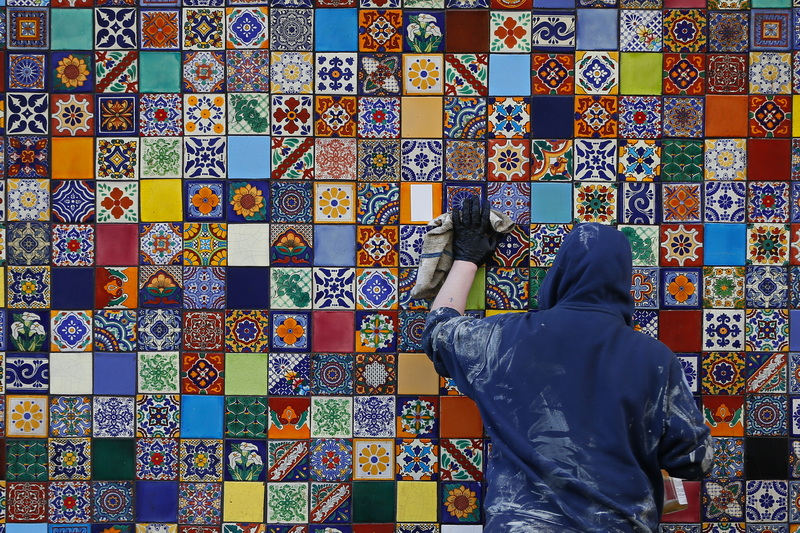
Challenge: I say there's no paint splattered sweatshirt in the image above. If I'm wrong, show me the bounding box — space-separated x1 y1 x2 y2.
423 223 713 533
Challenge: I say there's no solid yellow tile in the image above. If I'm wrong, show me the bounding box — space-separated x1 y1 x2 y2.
396 481 438 522
140 179 183 222
401 97 443 138
485 310 526 316
398 353 439 395
793 96 800 137
52 137 94 180
0 267 5 307
222 481 265 522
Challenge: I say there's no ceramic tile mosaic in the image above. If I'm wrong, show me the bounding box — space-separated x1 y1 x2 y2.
3 0 800 530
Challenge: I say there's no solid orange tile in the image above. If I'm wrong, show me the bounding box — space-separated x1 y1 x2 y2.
52 137 94 179
704 95 748 137
439 396 483 438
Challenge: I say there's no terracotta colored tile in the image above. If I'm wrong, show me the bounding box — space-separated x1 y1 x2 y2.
704 95 749 137
748 139 792 181
440 396 483 438
445 11 490 53
658 310 702 352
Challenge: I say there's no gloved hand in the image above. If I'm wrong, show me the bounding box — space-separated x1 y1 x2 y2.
452 195 501 266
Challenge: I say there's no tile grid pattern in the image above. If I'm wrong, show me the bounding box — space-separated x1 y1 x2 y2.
0 0 799 530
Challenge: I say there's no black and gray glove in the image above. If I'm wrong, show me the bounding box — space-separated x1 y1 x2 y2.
452 195 501 266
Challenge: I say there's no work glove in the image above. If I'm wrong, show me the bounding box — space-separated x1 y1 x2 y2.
452 195 502 266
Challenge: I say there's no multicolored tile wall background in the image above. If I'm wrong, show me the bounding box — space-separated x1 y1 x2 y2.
4 0 800 528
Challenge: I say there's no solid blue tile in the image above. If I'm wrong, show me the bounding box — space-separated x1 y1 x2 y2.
535 0 576 7
314 225 356 266
181 396 224 438
530 182 573 223
790 310 800 351
135 481 179 522
531 96 575 138
704 223 747 266
51 267 95 309
94 353 137 395
315 9 358 51
577 9 619 50
8 526 47 533
228 136 271 180
226 267 270 309
488 54 531 96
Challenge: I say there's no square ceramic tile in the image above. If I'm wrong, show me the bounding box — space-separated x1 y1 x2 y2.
620 10 663 52
314 182 356 223
353 439 394 479
532 53 575 95
574 52 618 95
315 52 357 94
271 51 314 94
311 396 353 438
749 52 792 94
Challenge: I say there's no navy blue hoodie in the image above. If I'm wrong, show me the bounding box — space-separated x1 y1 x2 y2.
423 223 712 533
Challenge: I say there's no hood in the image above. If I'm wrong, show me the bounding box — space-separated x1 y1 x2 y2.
537 223 634 326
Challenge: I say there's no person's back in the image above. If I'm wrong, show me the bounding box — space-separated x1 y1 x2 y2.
423 221 713 532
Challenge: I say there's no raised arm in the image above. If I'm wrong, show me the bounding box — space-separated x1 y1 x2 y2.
430 195 500 315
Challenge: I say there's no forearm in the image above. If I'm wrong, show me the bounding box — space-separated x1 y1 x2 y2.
430 260 478 315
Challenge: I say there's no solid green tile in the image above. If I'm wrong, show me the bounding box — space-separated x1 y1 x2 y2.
465 266 486 310
139 52 182 93
751 0 790 6
619 53 663 95
93 439 136 480
51 9 94 50
224 353 268 395
353 481 396 523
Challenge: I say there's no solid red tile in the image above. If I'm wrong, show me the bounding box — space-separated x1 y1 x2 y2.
747 139 791 181
95 223 139 265
445 11 489 53
658 310 702 352
312 311 356 352
353 525 394 533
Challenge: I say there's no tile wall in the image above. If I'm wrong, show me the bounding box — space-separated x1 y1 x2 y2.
0 0 798 530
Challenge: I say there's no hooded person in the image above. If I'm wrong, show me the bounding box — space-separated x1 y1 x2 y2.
422 196 713 533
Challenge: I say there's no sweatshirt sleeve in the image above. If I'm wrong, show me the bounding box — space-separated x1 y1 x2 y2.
422 306 493 398
658 357 714 480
